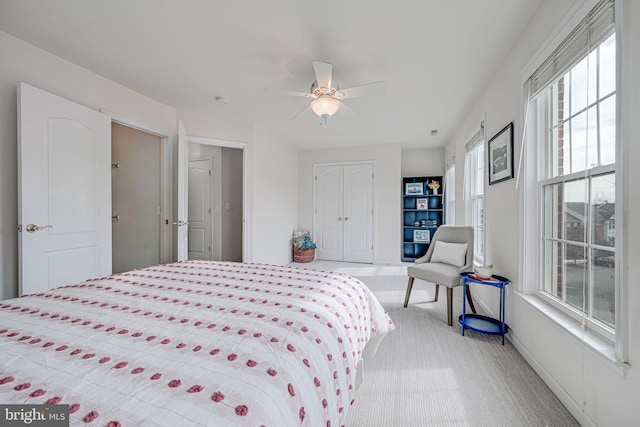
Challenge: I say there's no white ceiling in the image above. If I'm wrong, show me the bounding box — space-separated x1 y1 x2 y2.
0 0 541 150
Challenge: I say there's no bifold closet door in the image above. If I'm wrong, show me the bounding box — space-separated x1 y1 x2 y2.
343 164 373 263
315 164 373 263
315 165 344 261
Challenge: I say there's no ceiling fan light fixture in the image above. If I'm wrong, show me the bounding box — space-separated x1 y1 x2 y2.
310 96 340 119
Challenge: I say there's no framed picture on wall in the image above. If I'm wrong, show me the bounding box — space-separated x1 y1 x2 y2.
405 182 423 195
488 122 514 185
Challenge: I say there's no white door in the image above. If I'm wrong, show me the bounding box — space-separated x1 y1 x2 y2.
343 164 374 263
315 165 344 261
176 120 189 260
188 159 212 260
314 163 373 263
18 83 112 294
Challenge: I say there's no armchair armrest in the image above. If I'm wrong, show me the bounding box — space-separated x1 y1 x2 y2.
414 253 430 264
458 260 473 273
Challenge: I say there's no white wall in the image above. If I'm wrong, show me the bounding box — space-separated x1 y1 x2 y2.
446 1 640 426
251 125 299 265
0 31 177 300
298 144 402 264
178 109 252 146
401 147 445 177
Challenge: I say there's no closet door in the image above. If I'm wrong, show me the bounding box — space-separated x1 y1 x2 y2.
314 163 373 263
343 164 373 263
315 165 344 261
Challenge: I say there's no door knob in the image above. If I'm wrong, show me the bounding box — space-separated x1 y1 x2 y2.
25 224 53 233
337 217 343 221
344 217 350 221
172 220 189 226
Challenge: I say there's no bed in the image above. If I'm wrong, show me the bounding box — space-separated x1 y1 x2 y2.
0 261 393 426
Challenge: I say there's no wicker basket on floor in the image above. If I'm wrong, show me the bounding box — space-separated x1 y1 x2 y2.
293 246 315 263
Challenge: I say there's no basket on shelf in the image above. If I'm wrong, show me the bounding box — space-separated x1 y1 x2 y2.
293 245 315 263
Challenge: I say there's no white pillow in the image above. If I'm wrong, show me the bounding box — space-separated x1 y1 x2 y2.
430 241 468 267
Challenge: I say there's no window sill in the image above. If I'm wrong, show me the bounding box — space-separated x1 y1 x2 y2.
514 292 630 378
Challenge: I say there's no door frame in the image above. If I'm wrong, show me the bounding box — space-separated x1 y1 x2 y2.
188 136 250 262
313 161 375 263
101 109 171 264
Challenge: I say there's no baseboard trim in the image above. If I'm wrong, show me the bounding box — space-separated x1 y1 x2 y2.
508 332 598 427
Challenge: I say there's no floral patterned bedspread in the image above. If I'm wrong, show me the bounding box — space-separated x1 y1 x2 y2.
0 261 394 426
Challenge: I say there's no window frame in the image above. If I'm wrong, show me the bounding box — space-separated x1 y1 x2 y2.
444 157 456 225
523 9 619 345
537 166 616 342
465 142 485 265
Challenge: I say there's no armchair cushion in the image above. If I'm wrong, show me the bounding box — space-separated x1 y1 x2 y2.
407 262 462 288
430 241 468 267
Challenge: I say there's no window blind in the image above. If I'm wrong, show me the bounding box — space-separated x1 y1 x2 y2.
445 154 455 170
464 123 484 152
524 0 614 98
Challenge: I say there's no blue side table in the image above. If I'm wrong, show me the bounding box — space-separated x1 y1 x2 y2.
459 272 510 345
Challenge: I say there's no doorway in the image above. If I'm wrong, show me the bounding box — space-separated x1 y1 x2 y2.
111 122 164 273
17 84 171 294
187 142 243 262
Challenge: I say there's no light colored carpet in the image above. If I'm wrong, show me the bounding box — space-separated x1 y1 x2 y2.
290 261 579 427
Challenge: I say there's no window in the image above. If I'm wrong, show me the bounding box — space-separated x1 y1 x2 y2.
464 128 485 264
444 155 456 224
525 0 616 340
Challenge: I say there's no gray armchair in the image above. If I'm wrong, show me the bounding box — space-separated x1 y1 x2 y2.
403 225 477 325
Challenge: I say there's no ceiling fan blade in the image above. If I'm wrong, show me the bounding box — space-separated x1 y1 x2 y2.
336 81 385 99
280 90 315 98
312 61 333 90
291 105 310 120
337 100 359 116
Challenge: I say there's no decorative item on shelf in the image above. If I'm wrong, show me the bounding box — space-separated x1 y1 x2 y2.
421 219 426 227
427 180 440 195
413 229 431 243
405 182 423 195
473 264 494 279
413 221 420 227
292 230 316 263
416 198 428 210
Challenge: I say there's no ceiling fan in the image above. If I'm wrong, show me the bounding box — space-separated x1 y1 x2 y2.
285 61 385 123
